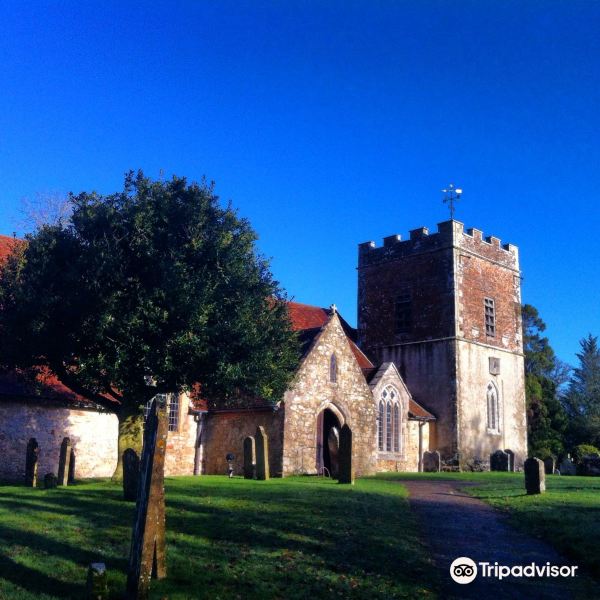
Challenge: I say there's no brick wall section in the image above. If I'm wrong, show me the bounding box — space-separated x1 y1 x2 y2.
282 313 377 477
201 408 284 476
0 399 118 481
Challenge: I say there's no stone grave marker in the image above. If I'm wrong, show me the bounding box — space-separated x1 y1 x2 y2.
422 450 441 473
68 448 76 484
44 473 58 489
338 424 354 484
57 437 72 486
123 449 141 502
255 426 270 480
543 457 555 475
126 397 168 599
524 457 545 494
243 436 255 479
25 438 39 487
504 449 515 472
490 449 510 472
558 457 576 476
327 426 340 479
86 562 108 599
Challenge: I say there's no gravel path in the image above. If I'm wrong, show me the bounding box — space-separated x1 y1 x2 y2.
402 480 595 600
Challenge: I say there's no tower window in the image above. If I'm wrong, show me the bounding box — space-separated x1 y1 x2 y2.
487 382 500 433
329 354 337 383
395 292 412 333
484 297 496 337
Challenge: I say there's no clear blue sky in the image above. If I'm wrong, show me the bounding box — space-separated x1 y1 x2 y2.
1 2 599 365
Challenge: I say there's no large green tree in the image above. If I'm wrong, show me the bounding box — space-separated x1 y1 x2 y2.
564 334 600 448
0 172 299 479
521 304 568 458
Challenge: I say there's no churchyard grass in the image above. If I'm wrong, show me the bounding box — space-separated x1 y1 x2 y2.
0 476 438 599
375 472 600 579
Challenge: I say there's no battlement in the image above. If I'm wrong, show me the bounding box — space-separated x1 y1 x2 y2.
358 220 519 268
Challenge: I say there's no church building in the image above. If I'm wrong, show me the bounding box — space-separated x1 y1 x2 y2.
0 218 527 481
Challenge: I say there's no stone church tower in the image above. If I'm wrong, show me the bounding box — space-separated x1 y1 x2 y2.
357 219 527 468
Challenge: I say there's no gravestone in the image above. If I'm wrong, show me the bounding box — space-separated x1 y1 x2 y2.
524 457 545 494
123 449 141 502
255 426 270 480
57 437 72 486
243 436 255 479
25 438 40 487
422 450 441 473
558 457 576 476
327 426 340 479
338 424 353 484
86 562 108 599
504 449 515 472
490 450 510 472
126 397 168 599
580 455 600 476
68 448 76 484
44 473 58 489
543 457 555 475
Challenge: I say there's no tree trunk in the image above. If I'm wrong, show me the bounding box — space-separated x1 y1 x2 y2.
111 402 145 482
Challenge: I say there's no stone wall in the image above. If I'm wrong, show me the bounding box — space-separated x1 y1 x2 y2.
376 420 430 472
282 314 377 477
164 393 198 476
0 398 118 481
201 408 284 477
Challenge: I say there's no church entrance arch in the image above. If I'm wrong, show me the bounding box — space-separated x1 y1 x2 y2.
316 404 344 477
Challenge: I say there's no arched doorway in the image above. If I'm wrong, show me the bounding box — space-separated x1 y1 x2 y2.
316 407 342 477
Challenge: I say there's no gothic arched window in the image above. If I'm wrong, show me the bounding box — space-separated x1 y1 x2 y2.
329 354 337 383
393 403 400 452
386 402 392 451
379 385 402 454
378 401 384 451
487 382 500 432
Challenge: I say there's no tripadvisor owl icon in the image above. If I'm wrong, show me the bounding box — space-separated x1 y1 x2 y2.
450 557 478 584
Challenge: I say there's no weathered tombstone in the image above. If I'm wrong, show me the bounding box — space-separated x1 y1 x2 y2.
255 426 270 480
504 449 515 472
126 397 168 599
86 562 108 599
44 473 58 489
524 457 545 495
543 457 555 475
243 436 255 479
327 426 340 478
25 438 40 487
580 455 600 476
123 449 140 502
338 424 354 484
490 449 510 472
422 450 441 473
558 457 576 476
57 437 72 486
68 448 76 484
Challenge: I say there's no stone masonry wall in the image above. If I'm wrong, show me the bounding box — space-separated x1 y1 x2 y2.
376 420 430 472
282 314 377 477
164 393 198 476
201 408 284 477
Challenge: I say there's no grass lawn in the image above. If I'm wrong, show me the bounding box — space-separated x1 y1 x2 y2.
375 471 600 579
0 476 438 600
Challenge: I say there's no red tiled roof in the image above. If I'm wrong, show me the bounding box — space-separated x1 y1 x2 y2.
408 398 436 420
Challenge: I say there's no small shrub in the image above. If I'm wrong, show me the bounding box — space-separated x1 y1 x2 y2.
463 457 488 472
572 444 600 464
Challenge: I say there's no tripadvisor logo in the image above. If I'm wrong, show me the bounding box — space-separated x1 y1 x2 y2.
450 557 579 584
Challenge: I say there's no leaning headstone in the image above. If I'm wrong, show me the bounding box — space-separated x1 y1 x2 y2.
85 562 108 599
255 426 270 480
338 424 354 484
543 457 555 475
57 437 72 486
504 449 515 472
68 448 76 484
422 450 441 473
243 436 255 479
327 426 340 479
580 455 600 476
25 438 40 487
44 473 58 489
490 450 510 472
524 457 545 494
123 449 140 502
126 397 168 599
558 457 576 476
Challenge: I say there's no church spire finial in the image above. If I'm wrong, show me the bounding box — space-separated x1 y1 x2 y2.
442 184 463 220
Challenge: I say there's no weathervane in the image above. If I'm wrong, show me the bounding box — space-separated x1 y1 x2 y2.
442 184 463 220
